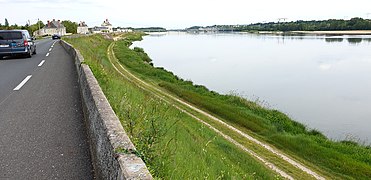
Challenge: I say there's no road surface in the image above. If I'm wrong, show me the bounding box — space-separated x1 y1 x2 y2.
0 38 94 179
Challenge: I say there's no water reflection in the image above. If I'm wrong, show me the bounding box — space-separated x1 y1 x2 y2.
164 32 371 45
324 37 371 44
325 38 344 43
347 38 363 44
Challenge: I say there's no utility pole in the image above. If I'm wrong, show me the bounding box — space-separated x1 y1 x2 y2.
38 18 40 36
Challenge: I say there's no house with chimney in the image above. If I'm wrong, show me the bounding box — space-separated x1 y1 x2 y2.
77 21 89 34
34 19 66 36
91 19 113 34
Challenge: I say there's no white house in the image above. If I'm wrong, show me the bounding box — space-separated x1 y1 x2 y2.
77 21 89 34
34 19 66 36
91 19 113 34
101 19 113 32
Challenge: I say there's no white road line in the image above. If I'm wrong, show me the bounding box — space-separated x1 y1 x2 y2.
13 75 32 91
49 48 52 51
46 53 49 57
38 60 45 67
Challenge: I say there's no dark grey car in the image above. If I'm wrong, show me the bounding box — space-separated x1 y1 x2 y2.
0 30 36 59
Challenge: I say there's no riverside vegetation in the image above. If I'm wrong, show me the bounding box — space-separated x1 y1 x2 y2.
187 17 371 32
65 33 371 179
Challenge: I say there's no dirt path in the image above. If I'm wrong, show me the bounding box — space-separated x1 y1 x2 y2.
107 42 326 180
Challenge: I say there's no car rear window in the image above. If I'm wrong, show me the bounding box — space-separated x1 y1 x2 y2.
0 32 23 40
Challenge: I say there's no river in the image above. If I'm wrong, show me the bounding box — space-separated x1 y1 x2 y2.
132 32 371 144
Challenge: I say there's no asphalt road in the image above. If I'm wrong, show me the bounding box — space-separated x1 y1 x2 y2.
0 38 94 179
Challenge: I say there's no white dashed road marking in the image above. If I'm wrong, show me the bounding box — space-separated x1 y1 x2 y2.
46 53 49 57
13 75 32 91
38 60 45 67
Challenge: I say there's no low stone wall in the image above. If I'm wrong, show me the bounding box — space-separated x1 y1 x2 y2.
60 40 152 180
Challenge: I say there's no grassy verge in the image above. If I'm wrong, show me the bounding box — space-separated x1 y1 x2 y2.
64 34 279 179
111 33 371 179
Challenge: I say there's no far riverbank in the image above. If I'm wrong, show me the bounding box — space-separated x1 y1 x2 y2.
254 30 371 35
292 30 371 35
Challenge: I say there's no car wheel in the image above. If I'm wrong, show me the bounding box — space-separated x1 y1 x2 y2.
26 49 32 58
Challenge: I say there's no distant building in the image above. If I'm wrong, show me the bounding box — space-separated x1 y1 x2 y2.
90 26 108 34
77 21 89 34
91 19 113 34
34 19 66 36
114 28 133 33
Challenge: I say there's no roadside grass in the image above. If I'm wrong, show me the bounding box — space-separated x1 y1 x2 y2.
111 33 371 179
64 34 279 179
100 71 277 179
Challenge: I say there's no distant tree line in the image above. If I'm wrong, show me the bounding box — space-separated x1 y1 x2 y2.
186 17 371 32
0 18 45 35
135 27 167 32
236 17 371 31
0 18 78 35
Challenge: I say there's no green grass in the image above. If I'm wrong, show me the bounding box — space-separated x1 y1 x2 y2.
64 34 279 179
110 33 371 179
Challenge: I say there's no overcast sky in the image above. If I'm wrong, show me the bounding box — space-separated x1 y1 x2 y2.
1 0 371 29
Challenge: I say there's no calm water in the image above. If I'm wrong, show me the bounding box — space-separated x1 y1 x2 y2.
132 32 371 144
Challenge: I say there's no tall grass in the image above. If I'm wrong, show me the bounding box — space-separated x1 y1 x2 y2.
111 34 371 179
64 34 278 179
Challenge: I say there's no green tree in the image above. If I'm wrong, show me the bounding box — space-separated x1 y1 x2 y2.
5 18 9 27
27 20 45 36
61 20 78 34
232 17 371 32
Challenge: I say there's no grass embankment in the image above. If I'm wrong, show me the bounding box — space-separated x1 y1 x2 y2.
111 34 371 179
64 34 279 179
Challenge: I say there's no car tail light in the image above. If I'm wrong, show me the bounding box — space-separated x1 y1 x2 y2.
24 40 28 46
